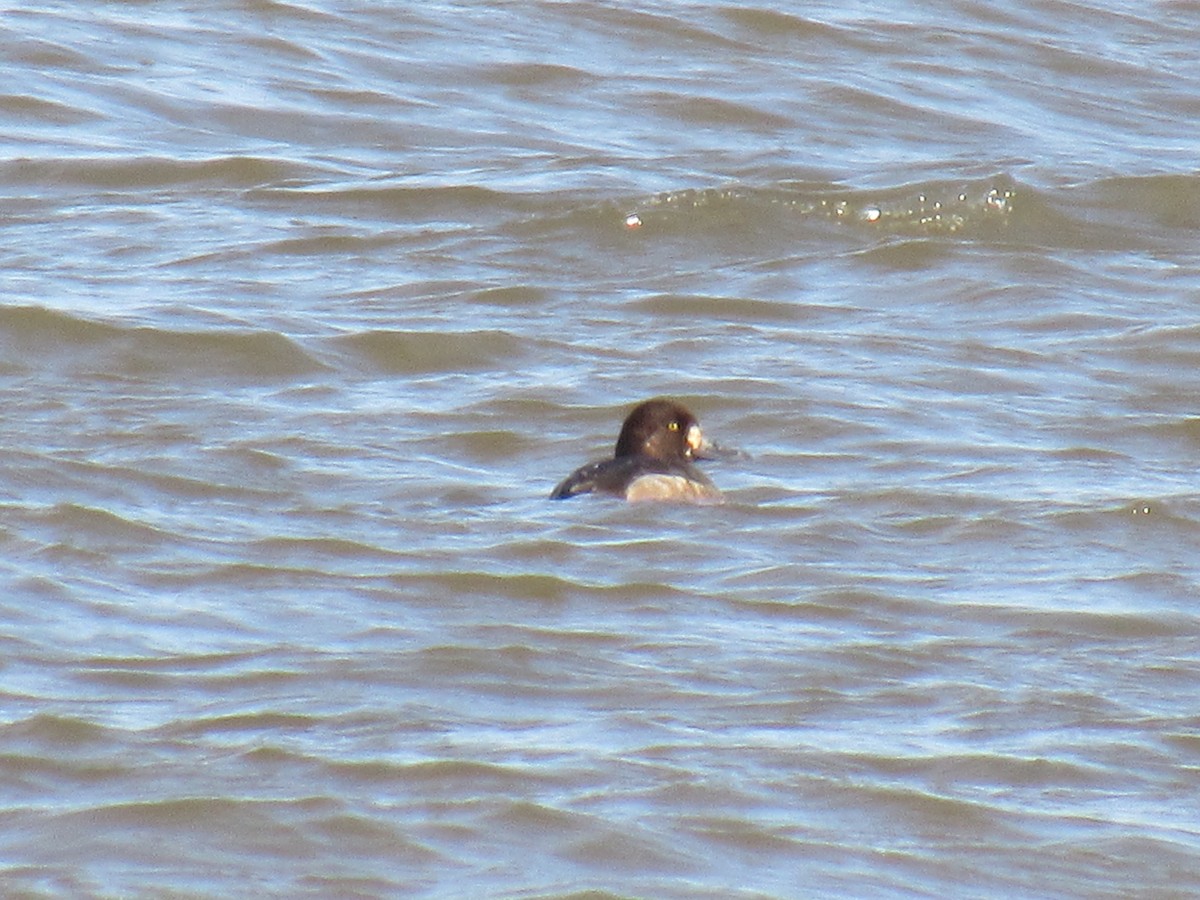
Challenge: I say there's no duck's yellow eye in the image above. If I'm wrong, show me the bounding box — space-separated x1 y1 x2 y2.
667 421 679 431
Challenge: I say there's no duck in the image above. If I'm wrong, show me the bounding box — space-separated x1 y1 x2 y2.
549 398 722 503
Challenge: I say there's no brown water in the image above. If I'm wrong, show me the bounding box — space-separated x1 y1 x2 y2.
3 2 1200 897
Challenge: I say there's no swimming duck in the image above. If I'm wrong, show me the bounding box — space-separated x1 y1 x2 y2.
550 398 722 503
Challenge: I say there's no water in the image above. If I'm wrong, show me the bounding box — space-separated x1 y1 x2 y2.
3 2 1200 897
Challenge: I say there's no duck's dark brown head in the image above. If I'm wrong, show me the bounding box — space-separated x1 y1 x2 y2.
613 399 710 461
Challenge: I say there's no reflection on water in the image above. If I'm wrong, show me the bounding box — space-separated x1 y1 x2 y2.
623 174 1017 236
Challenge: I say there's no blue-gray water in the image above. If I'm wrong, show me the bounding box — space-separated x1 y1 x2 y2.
3 2 1200 897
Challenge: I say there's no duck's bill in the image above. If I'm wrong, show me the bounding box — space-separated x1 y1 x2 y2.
686 424 747 461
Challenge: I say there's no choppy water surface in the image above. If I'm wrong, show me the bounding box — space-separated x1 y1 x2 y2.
3 2 1200 897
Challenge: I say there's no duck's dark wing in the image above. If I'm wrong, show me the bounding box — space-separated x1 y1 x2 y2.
549 456 657 500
